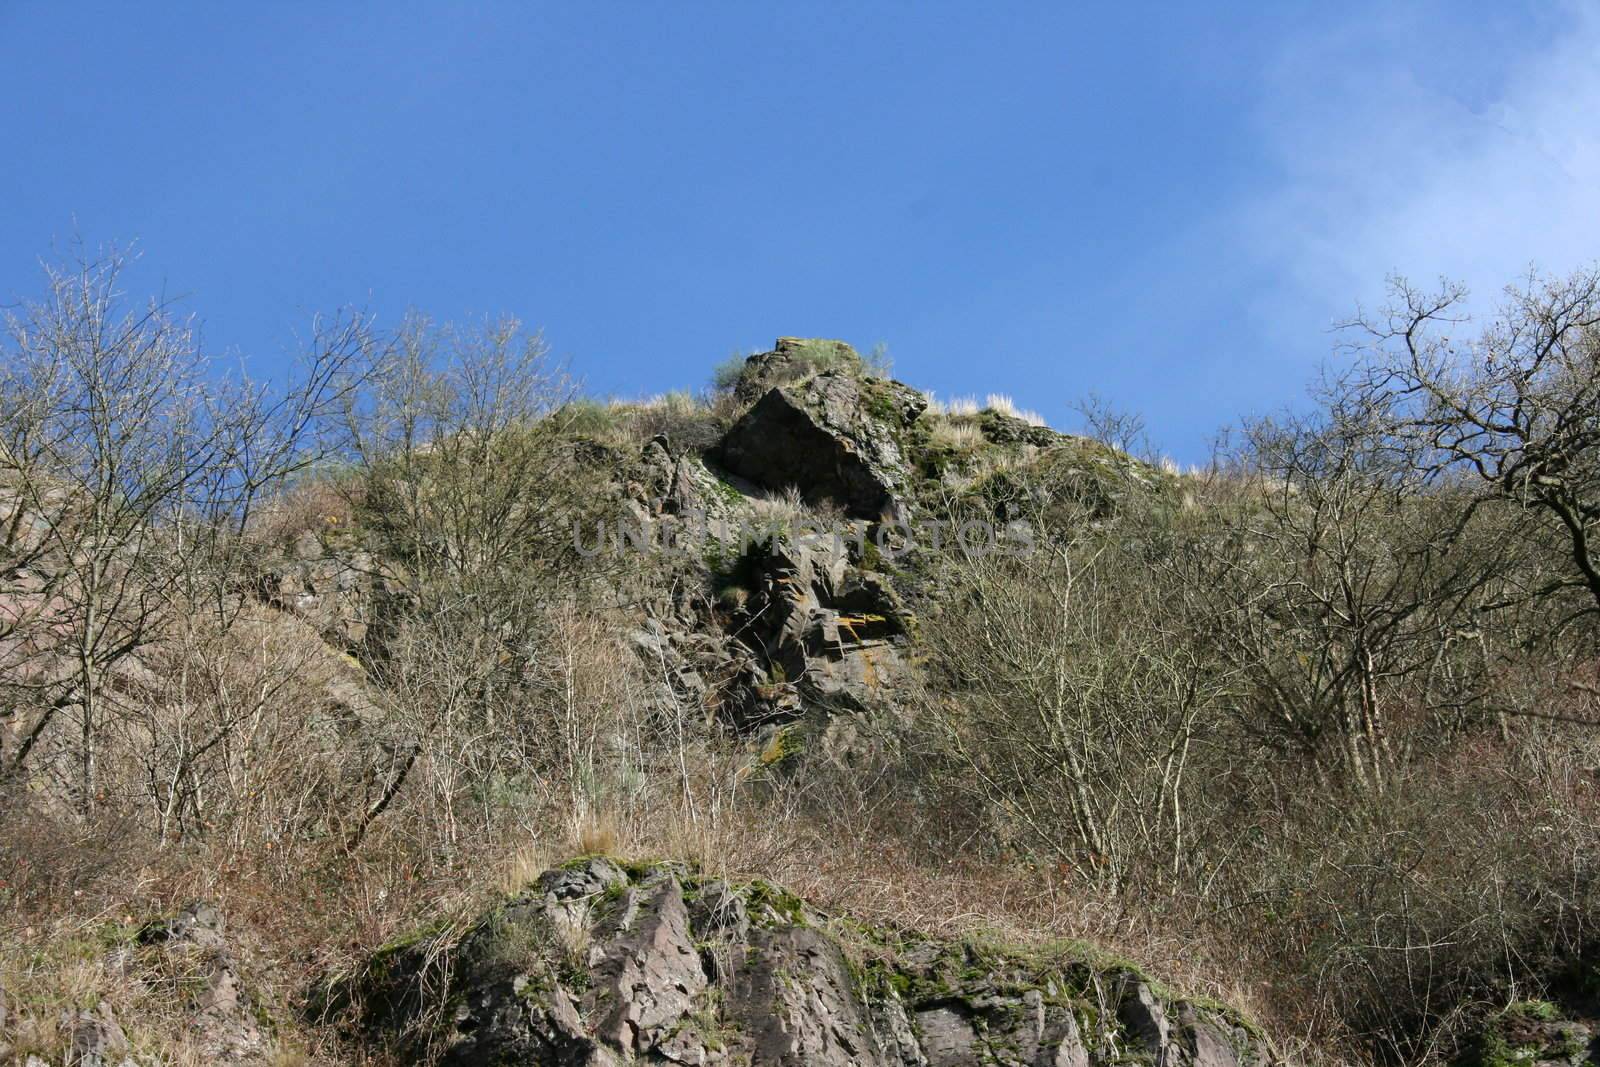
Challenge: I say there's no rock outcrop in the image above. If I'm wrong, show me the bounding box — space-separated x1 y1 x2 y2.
135 903 268 1063
1460 1001 1600 1067
322 857 1277 1067
718 370 927 521
0 902 270 1067
731 337 865 405
254 530 394 653
634 435 740 522
722 532 913 724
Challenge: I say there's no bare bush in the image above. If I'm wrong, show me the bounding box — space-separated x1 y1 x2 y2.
0 248 364 811
920 514 1235 890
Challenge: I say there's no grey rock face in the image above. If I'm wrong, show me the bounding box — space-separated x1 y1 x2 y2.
254 534 393 652
728 925 882 1066
718 371 926 520
732 338 864 405
1176 1002 1247 1067
1117 977 1171 1062
914 998 1088 1067
635 436 737 522
61 1003 128 1067
620 519 916 733
330 859 1279 1067
588 878 708 1051
725 533 914 723
538 855 629 902
138 902 268 1063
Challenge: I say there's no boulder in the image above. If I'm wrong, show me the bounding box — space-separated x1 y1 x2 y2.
586 877 708 1052
327 858 1280 1067
138 902 268 1063
60 1002 127 1067
718 371 926 521
727 925 883 1066
978 408 1066 448
1116 977 1170 1062
633 435 737 521
732 338 864 404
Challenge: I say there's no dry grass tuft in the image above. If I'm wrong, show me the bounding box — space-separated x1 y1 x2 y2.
496 842 553 896
747 484 810 527
574 810 625 858
927 419 986 452
984 393 1046 427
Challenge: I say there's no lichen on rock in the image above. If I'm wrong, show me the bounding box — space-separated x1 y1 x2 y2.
322 857 1280 1067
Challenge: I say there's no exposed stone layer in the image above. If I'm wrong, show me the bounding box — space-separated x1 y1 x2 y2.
326 858 1278 1067
718 371 927 521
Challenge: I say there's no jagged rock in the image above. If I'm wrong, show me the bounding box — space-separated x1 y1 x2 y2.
901 959 1089 1067
538 855 629 902
871 993 929 1067
139 902 268 1063
634 435 736 521
732 338 864 404
1174 1002 1249 1067
329 858 1278 1067
727 925 881 1065
917 1003 980 1064
687 879 751 944
1117 977 1170 1061
627 607 783 729
718 371 926 520
621 522 915 733
587 877 708 1052
254 534 393 651
721 533 913 725
1108 979 1263 1067
328 889 619 1067
61 1002 127 1067
978 409 1066 448
966 437 1174 527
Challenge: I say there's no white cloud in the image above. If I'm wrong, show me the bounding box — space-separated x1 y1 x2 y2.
1242 4 1600 334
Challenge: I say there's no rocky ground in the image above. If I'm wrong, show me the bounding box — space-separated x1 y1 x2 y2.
322 856 1277 1067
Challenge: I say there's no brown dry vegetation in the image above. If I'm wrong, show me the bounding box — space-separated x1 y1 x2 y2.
4 253 1600 1066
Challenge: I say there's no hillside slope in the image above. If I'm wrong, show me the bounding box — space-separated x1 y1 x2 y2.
5 334 1598 1067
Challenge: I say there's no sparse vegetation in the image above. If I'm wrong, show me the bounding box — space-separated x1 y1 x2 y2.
3 255 1599 1067
983 393 1046 426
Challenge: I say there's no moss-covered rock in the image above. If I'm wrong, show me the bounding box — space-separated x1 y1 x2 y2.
325 857 1280 1067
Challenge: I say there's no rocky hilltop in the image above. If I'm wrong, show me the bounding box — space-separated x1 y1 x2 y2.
255 336 1167 747
7 329 1599 1067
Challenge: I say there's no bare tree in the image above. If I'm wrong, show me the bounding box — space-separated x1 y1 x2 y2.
335 313 590 589
1192 410 1523 791
1072 391 1151 459
328 313 624 848
0 247 365 810
1341 270 1600 619
922 509 1232 889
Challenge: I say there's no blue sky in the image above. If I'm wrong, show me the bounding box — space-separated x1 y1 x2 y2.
3 2 1596 459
